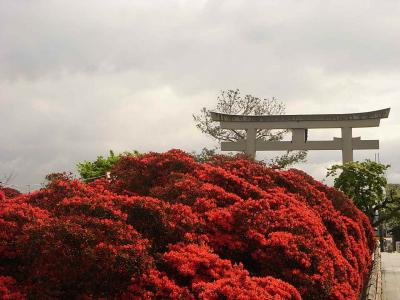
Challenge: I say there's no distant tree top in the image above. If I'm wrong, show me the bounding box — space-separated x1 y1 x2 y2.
77 150 140 181
193 89 307 168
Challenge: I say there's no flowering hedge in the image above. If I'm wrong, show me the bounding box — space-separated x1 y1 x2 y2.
0 150 374 299
0 186 20 200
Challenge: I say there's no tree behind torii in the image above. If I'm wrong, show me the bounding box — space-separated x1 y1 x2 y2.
193 89 307 168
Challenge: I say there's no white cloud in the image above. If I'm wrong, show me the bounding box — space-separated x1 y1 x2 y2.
1 0 399 190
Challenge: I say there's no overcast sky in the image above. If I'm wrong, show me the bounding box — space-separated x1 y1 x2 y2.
1 0 399 191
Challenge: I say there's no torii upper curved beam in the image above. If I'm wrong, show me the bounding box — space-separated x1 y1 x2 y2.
210 108 390 129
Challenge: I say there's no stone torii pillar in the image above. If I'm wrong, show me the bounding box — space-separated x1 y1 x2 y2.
210 108 390 164
341 127 353 163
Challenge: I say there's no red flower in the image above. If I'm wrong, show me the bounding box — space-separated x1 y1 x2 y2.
0 186 21 199
0 150 374 299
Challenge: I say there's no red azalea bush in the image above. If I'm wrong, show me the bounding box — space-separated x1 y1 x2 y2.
0 276 25 300
0 149 374 299
0 185 21 199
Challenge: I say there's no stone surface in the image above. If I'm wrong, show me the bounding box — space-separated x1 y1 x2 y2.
210 108 390 122
381 252 400 300
365 246 381 300
211 108 390 163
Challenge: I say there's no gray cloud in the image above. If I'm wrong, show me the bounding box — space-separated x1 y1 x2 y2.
1 0 399 190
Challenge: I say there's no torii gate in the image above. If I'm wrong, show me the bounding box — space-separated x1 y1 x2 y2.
210 108 390 163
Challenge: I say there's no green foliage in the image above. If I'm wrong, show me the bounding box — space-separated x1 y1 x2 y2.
381 184 400 227
326 160 400 226
77 150 139 181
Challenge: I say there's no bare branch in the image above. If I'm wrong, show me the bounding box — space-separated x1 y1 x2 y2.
193 89 308 165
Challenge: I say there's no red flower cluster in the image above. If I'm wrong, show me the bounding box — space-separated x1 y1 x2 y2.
0 186 20 200
0 276 25 300
0 150 374 299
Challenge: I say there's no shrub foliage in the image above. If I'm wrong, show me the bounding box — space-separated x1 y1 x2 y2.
0 150 374 299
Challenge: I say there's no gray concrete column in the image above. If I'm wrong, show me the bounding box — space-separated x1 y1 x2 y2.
292 129 306 145
341 127 353 163
245 128 257 159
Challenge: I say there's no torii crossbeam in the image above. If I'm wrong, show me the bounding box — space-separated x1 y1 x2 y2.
210 108 390 163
